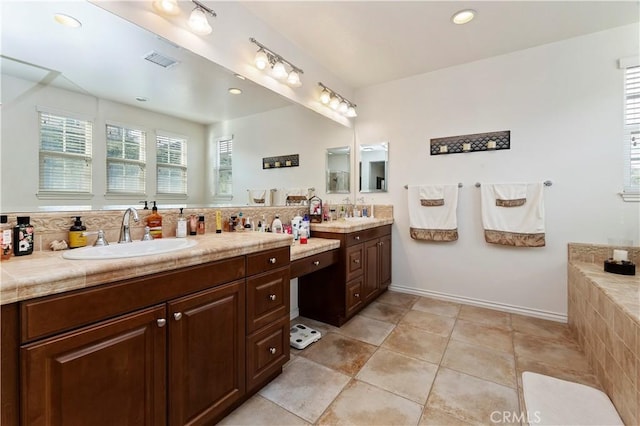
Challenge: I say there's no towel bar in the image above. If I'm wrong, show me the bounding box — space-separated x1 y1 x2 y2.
474 181 552 188
404 183 463 189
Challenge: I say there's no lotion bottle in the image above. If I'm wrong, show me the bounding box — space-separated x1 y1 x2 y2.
147 202 163 239
271 215 283 233
176 208 187 238
68 216 87 249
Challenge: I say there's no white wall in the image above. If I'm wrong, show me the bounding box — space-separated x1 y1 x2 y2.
208 104 354 207
354 24 640 319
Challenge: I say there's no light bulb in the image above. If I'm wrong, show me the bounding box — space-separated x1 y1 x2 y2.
254 50 269 70
287 70 301 87
152 0 180 16
329 96 340 110
338 101 348 114
346 106 357 117
272 61 287 80
188 7 212 35
320 89 331 104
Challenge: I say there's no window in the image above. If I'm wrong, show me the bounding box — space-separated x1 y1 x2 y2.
213 137 233 198
106 123 146 194
156 133 187 195
622 58 640 200
38 110 93 195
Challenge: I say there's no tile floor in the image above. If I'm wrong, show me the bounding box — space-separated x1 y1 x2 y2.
219 291 601 425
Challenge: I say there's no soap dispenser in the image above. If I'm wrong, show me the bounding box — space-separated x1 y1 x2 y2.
68 216 87 248
147 201 163 239
271 215 283 233
176 208 187 238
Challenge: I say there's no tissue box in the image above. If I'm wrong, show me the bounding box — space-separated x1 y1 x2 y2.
604 260 636 276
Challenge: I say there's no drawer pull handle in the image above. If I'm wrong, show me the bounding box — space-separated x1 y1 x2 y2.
313 260 320 266
269 257 277 264
269 294 277 301
269 347 277 355
354 293 360 298
353 259 360 264
354 236 360 240
157 319 167 327
173 312 182 321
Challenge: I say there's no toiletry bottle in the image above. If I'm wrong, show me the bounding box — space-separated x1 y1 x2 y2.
1 215 12 260
302 214 310 238
13 216 34 256
189 215 198 235
236 211 244 231
147 201 163 239
300 227 308 244
215 211 222 233
197 215 205 234
176 208 187 238
271 215 283 233
68 216 87 249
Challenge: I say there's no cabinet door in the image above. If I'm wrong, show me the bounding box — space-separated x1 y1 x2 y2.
379 234 392 288
168 280 245 426
363 239 380 301
345 278 364 317
246 317 289 392
246 267 289 334
21 305 167 426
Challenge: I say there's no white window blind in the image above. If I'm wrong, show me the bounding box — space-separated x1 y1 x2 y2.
624 65 640 195
106 123 146 194
38 111 93 194
156 134 187 195
214 137 233 197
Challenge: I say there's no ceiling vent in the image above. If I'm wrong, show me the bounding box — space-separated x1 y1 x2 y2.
143 51 179 69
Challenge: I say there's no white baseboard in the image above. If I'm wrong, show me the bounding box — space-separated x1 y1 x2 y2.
290 308 299 320
388 284 567 323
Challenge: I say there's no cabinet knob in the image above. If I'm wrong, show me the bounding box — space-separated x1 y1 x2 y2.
354 236 360 240
269 347 277 355
269 294 277 301
313 260 320 266
379 241 384 246
269 257 277 264
156 318 167 327
353 259 360 264
354 293 360 298
173 312 183 321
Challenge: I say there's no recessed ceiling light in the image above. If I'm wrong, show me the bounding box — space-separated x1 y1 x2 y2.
136 97 148 102
228 88 242 95
234 74 246 80
452 9 476 25
54 14 82 28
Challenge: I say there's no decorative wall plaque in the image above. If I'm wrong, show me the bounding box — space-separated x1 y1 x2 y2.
262 154 299 169
430 130 510 155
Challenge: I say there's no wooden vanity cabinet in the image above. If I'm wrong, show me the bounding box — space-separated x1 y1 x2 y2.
299 224 391 326
4 247 290 426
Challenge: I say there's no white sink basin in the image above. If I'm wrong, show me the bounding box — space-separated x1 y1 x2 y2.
63 238 198 260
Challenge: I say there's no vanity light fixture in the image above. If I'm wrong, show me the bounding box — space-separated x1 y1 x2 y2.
250 37 304 88
228 88 242 95
54 13 82 28
188 0 216 35
452 9 476 25
152 0 180 16
318 82 357 118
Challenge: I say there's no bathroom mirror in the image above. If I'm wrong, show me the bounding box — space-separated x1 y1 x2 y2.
326 146 351 193
359 142 388 192
1 1 354 212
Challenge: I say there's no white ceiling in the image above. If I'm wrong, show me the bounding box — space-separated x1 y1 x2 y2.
240 1 640 89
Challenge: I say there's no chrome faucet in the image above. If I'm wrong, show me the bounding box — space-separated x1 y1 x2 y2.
119 207 140 243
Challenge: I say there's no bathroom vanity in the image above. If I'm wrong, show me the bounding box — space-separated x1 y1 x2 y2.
0 233 292 426
299 220 393 326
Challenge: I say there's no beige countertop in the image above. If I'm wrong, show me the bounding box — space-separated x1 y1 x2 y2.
310 217 394 233
570 261 640 324
290 238 340 261
0 232 294 305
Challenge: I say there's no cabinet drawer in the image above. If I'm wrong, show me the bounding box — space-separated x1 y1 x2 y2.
345 278 364 317
290 249 339 279
345 225 392 247
20 256 245 343
246 247 290 276
345 244 363 281
246 316 289 391
246 267 290 333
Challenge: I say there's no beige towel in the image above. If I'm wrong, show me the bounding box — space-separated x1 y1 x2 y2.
408 184 459 241
248 189 266 205
481 182 545 247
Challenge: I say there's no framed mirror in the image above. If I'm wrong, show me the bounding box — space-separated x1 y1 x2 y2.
359 142 388 192
326 146 351 193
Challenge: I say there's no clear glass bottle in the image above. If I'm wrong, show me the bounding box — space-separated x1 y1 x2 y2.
1 215 12 260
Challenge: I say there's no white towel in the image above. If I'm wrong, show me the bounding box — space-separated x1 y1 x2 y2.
248 189 266 205
408 184 459 241
481 182 545 247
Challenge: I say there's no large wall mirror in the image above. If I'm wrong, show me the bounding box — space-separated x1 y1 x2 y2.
359 142 388 192
326 146 351 193
1 1 354 212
